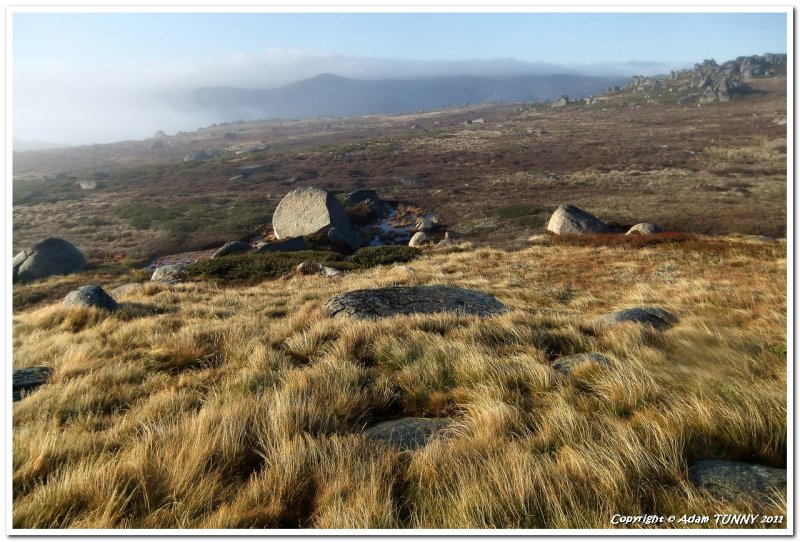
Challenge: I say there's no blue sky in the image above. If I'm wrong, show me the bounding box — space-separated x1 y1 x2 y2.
14 12 787 65
12 11 789 144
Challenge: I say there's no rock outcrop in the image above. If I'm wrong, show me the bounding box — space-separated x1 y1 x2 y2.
326 285 509 320
63 285 119 312
546 204 610 235
14 238 86 283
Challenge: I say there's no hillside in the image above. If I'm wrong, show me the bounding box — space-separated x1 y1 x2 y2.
191 73 630 120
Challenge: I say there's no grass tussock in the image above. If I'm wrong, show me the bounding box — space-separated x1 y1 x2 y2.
12 237 786 529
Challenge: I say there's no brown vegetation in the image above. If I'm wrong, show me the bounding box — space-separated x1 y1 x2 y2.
12 237 787 528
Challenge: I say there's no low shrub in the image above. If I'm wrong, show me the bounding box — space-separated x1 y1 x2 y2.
186 245 420 282
349 246 420 267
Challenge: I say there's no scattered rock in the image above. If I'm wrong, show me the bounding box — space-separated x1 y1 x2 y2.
688 460 787 502
327 226 366 252
228 174 245 182
546 204 610 235
13 366 53 402
408 232 429 247
239 164 269 177
595 307 678 331
296 261 342 277
414 215 435 232
364 417 453 452
344 189 381 205
551 95 569 108
398 176 425 188
326 285 509 320
77 180 97 189
151 264 186 283
14 238 86 283
390 265 414 274
111 283 142 297
63 284 119 311
183 150 215 162
254 236 307 253
626 223 663 235
272 186 352 239
773 115 787 125
551 353 610 375
212 241 252 258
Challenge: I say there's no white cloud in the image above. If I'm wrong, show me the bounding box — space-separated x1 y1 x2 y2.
13 49 682 145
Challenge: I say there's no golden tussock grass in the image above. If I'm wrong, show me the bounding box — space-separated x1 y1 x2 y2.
12 237 786 529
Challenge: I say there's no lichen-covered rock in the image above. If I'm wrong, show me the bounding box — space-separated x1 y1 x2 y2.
551 352 610 375
688 460 787 502
364 417 453 452
14 238 86 283
547 204 609 235
272 186 352 239
13 366 53 402
595 307 678 330
626 223 663 235
326 285 509 319
212 241 252 258
64 285 119 311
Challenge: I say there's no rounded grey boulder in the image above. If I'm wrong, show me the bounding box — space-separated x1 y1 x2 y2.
326 285 509 320
547 204 610 235
595 307 678 330
626 223 663 235
688 460 786 502
551 352 610 375
14 238 86 283
272 186 352 239
364 417 453 452
63 284 118 311
151 264 186 283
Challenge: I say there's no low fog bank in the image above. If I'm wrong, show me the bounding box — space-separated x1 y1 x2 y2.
14 50 686 146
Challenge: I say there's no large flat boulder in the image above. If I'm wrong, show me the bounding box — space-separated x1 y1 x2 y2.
547 204 609 235
272 186 352 239
326 285 509 319
14 238 86 283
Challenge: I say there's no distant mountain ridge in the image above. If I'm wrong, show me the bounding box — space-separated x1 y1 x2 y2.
192 72 630 120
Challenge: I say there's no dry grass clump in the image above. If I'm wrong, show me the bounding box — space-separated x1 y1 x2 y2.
12 237 786 529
